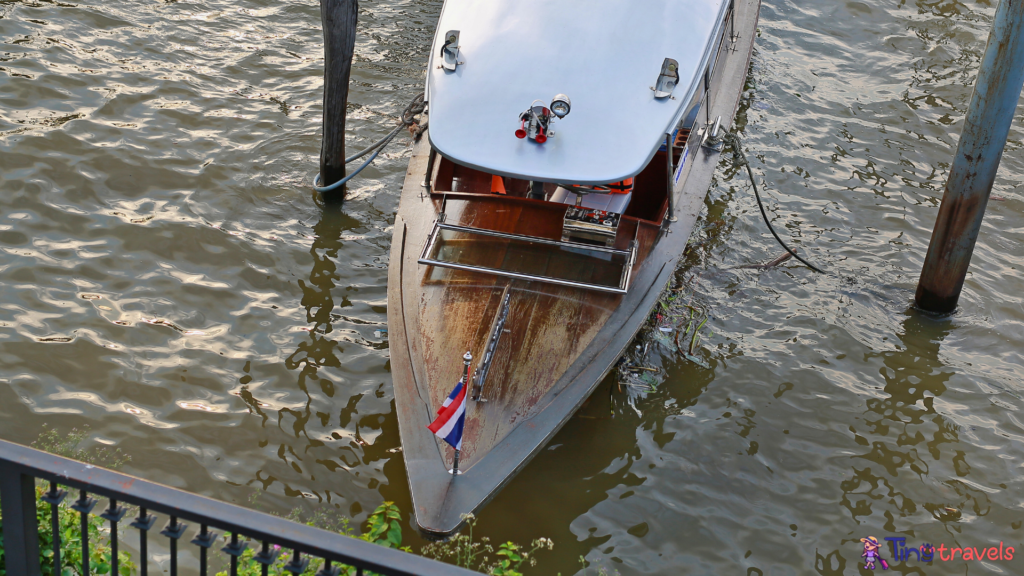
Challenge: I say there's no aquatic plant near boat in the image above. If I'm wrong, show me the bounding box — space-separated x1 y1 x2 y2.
576 557 621 576
420 514 554 575
617 278 716 396
490 538 554 576
32 425 131 470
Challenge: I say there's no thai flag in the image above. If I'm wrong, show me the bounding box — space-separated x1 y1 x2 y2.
427 381 467 450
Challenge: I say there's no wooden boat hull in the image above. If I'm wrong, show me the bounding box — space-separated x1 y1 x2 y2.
387 0 762 535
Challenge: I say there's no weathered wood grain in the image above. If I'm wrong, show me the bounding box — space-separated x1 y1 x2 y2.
318 0 358 198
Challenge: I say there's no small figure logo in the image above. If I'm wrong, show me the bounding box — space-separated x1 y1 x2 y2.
861 536 890 570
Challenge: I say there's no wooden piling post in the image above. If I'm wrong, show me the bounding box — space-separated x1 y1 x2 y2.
318 0 358 201
915 0 1024 313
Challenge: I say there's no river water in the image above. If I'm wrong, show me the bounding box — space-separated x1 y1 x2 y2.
1 0 1022 574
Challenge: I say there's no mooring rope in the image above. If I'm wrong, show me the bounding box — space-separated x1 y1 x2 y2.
724 133 826 274
313 93 427 193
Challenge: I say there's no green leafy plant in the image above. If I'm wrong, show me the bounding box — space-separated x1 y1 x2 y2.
421 514 493 571
31 486 136 576
359 502 406 550
0 426 134 576
577 556 620 576
214 502 408 576
31 425 130 470
421 514 553 576
9 427 556 576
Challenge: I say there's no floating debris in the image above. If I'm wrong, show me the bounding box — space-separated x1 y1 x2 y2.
615 274 714 396
37 335 73 343
143 317 207 336
673 300 712 368
178 401 215 412
732 250 796 270
682 353 710 369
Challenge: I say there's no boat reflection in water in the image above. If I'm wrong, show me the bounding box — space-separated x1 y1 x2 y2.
387 0 763 534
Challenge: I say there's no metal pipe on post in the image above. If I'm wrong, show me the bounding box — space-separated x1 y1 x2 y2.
0 465 42 576
915 0 1024 314
318 0 358 202
665 133 676 223
452 351 471 476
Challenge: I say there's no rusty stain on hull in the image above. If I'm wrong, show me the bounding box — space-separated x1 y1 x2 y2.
416 211 656 470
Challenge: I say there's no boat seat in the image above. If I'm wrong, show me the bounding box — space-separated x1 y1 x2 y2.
549 186 632 214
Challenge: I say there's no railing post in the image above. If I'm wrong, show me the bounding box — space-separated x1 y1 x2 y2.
0 464 42 576
915 0 1024 313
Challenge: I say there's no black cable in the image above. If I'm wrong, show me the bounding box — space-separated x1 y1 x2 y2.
724 133 826 274
313 94 427 192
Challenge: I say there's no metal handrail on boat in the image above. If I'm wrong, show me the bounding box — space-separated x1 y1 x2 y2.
471 288 512 401
418 220 637 294
432 222 632 255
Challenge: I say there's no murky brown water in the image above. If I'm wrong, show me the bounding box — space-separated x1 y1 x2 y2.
2 0 1023 574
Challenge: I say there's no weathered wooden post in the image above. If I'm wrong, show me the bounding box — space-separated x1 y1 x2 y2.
318 0 358 201
915 0 1024 313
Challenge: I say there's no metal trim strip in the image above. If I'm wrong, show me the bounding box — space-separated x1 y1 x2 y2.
417 220 636 293
418 259 629 294
435 222 631 255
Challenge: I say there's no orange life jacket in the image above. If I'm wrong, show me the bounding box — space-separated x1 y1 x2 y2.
606 178 634 194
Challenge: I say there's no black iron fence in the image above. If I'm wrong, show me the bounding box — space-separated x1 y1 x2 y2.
0 439 473 576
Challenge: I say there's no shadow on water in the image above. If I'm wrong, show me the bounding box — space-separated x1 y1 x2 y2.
287 205 358 378
225 203 410 520
473 363 717 575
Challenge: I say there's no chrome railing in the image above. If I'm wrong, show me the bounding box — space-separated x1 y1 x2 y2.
471 289 512 401
419 220 637 294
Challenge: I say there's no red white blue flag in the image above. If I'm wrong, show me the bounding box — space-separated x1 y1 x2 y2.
427 381 467 450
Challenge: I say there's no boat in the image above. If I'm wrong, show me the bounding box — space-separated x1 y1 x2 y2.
386 0 761 534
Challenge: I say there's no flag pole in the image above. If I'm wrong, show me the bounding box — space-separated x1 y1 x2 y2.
451 350 472 476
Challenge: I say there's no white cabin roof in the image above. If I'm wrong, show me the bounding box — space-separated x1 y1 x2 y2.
426 0 728 185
